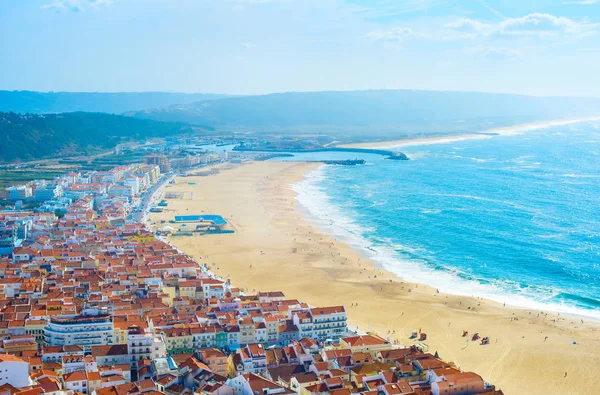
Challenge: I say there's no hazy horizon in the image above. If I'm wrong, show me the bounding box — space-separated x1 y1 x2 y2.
4 88 600 100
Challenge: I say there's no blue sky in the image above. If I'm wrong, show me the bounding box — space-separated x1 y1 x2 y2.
1 0 599 96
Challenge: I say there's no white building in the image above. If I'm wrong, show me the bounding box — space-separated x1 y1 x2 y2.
309 306 347 341
0 354 31 388
34 185 63 202
63 370 88 394
44 313 114 351
91 344 130 367
127 326 166 366
291 306 347 342
124 177 141 195
7 186 33 201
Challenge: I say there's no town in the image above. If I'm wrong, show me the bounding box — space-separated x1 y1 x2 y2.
0 156 503 395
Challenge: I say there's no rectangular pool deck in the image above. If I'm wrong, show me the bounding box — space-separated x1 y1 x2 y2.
174 214 227 226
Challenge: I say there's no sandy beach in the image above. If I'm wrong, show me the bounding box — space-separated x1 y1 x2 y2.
149 161 600 395
339 134 493 149
341 116 600 149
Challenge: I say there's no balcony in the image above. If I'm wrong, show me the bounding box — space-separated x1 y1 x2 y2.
130 348 151 354
313 324 347 330
45 327 111 334
313 318 347 324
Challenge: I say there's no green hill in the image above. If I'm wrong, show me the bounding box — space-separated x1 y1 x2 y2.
0 111 201 163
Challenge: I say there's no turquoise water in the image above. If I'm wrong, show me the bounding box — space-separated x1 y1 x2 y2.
290 122 600 318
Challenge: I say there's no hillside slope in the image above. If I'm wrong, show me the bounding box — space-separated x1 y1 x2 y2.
0 111 199 163
129 90 600 129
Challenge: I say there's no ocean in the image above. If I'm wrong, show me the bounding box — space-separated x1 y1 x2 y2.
285 121 600 319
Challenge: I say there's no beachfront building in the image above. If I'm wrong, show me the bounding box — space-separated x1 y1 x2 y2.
340 334 391 354
146 154 171 173
429 367 487 395
290 306 347 342
44 312 114 351
309 306 347 341
258 291 286 303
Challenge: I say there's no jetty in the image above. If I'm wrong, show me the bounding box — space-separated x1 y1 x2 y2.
234 146 409 160
318 159 365 165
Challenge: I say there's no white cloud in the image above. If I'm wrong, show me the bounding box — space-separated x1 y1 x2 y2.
499 13 597 38
445 13 600 40
365 27 415 42
365 12 599 51
42 0 112 12
444 17 492 38
42 0 83 12
563 0 600 4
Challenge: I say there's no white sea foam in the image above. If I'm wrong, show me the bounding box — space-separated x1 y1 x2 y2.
373 134 493 149
366 117 600 150
484 117 600 136
561 174 600 179
402 151 431 160
292 167 600 320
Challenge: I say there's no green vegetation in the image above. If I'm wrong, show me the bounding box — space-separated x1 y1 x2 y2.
0 170 65 182
0 169 67 199
0 111 204 163
58 150 149 171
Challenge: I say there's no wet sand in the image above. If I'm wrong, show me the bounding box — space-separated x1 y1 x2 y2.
149 161 600 395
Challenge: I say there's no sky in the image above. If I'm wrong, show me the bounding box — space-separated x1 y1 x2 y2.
1 0 600 97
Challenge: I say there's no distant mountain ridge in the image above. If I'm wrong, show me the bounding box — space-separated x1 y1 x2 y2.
0 111 201 163
0 91 232 114
128 89 600 129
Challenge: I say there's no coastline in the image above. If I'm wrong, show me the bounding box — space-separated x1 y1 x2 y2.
294 165 600 321
339 133 493 149
148 161 600 395
340 116 600 149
